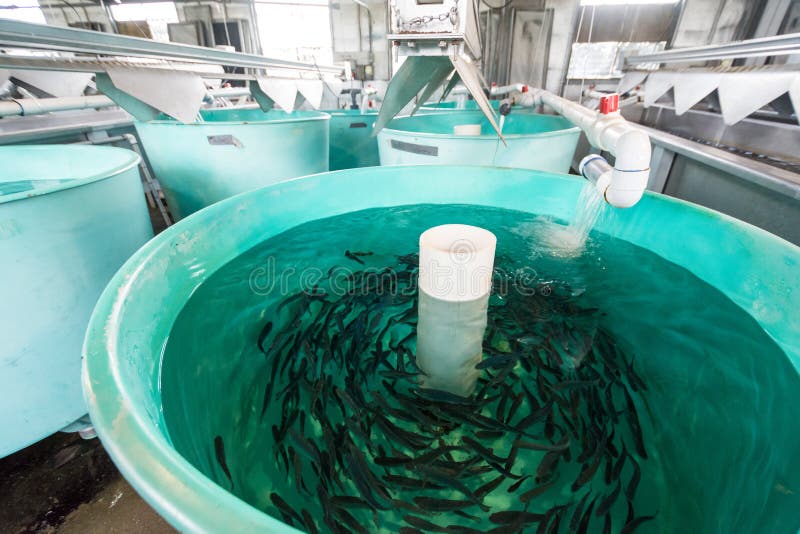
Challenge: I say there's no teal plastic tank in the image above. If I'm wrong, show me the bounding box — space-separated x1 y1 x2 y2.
420 100 502 111
83 165 799 532
135 108 329 220
326 110 380 170
1 145 152 458
378 112 580 173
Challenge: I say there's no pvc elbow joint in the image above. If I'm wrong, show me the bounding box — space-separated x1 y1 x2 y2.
579 154 648 209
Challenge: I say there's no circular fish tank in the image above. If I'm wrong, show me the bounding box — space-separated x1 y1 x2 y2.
378 112 580 173
1 145 153 458
135 108 329 220
326 110 380 171
83 165 800 533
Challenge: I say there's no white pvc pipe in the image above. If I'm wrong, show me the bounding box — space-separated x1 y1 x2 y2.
0 88 251 118
516 88 651 208
490 83 526 96
0 95 115 117
416 224 496 397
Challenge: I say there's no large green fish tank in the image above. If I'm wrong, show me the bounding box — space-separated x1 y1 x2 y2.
378 112 580 173
83 165 800 533
135 108 329 220
0 145 153 458
326 109 380 170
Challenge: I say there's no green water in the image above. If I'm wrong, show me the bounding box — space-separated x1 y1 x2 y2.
161 204 800 533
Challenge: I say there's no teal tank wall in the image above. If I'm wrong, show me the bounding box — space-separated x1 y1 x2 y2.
0 145 153 458
378 112 580 173
325 110 380 170
135 108 329 220
82 165 800 532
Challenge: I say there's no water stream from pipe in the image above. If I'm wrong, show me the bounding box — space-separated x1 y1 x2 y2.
537 182 606 257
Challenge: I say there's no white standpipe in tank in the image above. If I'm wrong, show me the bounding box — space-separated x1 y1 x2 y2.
416 225 497 397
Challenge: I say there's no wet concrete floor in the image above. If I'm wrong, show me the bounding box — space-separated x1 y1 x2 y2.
1 432 175 533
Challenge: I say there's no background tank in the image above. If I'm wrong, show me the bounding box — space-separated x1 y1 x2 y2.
0 145 152 458
135 108 329 220
84 165 799 533
326 109 380 170
378 112 580 173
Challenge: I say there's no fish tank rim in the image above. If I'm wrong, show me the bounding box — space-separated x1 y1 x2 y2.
82 164 800 532
139 108 331 126
324 109 379 116
0 145 140 205
380 111 581 140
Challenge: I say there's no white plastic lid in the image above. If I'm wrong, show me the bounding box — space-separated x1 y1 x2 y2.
419 224 497 302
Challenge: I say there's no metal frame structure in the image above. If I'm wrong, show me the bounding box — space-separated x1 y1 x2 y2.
627 32 800 65
0 19 342 73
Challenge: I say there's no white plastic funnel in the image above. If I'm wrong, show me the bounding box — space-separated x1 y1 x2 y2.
416 224 497 396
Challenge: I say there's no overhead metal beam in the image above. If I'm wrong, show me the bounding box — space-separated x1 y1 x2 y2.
0 19 343 74
627 32 800 65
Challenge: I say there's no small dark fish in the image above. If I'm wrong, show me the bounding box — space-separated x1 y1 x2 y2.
577 497 597 533
569 492 592 534
626 454 642 502
213 435 233 486
329 495 372 509
536 449 562 481
403 515 451 533
382 474 443 490
413 496 487 513
413 387 477 406
515 399 554 431
350 251 374 257
505 393 525 424
301 509 319 534
333 506 370 534
415 464 485 505
515 436 570 452
257 320 273 352
620 513 657 534
596 479 622 517
520 474 558 503
461 436 505 466
344 250 366 264
613 445 627 480
507 475 531 493
270 493 302 526
572 449 604 491
489 510 544 525
475 474 505 499
476 353 519 370
553 378 600 391
623 387 648 459
475 430 505 440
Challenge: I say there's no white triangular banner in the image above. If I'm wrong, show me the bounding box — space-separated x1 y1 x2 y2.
617 71 649 95
788 73 800 125
256 77 298 112
643 72 675 107
323 78 344 100
106 68 205 123
718 71 797 125
296 80 324 109
673 72 722 115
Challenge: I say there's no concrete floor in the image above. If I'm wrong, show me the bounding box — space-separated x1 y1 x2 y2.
0 432 175 533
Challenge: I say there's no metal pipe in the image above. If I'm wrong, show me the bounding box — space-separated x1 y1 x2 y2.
0 95 114 117
0 19 344 73
0 87 251 118
627 31 800 65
